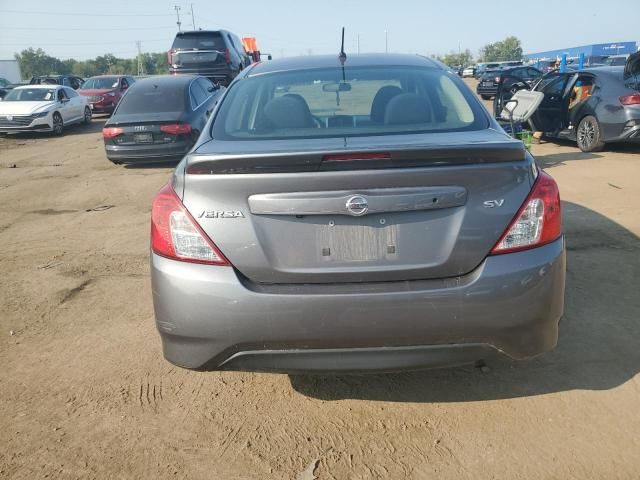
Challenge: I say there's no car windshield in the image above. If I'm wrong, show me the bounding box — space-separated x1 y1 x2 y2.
172 32 225 50
114 81 185 114
213 66 485 141
82 78 119 89
3 88 56 101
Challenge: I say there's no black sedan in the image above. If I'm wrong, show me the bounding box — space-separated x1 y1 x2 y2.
526 55 639 152
102 75 222 164
476 66 542 100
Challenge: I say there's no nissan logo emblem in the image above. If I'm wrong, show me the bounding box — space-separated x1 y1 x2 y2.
345 195 369 216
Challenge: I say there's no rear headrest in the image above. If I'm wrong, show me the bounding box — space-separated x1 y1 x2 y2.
263 94 314 129
370 86 403 123
384 93 432 125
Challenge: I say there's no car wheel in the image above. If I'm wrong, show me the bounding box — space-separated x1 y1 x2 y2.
481 94 492 100
52 112 64 136
577 115 605 152
83 106 92 125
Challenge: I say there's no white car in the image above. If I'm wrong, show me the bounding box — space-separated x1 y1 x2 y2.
462 66 475 77
0 84 91 135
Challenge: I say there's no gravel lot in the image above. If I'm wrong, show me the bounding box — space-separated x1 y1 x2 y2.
1 83 639 479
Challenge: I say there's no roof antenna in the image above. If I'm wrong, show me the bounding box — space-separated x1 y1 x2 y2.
339 27 347 65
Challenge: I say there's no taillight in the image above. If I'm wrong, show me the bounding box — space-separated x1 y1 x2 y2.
102 127 123 139
160 123 192 135
167 49 174 65
619 94 640 105
490 171 562 255
224 48 231 64
151 183 229 265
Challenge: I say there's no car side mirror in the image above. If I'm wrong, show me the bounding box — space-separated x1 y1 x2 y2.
60 97 69 103
121 85 128 91
267 55 273 61
207 85 218 92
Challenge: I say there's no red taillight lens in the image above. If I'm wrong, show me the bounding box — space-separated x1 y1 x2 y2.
167 49 174 65
323 152 391 162
490 170 562 255
619 94 640 105
159 123 192 135
102 127 123 139
224 48 232 64
151 183 229 265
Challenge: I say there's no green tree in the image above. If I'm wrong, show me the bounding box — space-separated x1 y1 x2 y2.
480 36 523 62
441 49 473 67
15 48 68 78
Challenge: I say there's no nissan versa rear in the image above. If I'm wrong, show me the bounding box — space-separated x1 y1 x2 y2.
150 54 565 373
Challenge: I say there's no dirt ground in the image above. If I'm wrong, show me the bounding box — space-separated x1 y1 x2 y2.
1 85 640 479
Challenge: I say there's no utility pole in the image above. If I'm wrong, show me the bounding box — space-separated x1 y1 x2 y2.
357 34 360 54
174 5 182 32
385 30 388 53
190 3 196 30
136 41 144 76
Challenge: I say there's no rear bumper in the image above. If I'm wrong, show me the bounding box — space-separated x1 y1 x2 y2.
476 84 498 96
169 66 235 82
105 140 192 162
151 237 566 373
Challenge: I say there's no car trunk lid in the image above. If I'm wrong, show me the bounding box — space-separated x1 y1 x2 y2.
181 130 535 284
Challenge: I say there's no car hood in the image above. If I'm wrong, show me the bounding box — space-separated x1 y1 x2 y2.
79 88 116 96
0 101 55 115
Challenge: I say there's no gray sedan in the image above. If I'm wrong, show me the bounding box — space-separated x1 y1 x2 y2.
150 54 566 373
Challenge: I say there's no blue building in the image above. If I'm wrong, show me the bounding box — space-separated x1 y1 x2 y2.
526 41 638 61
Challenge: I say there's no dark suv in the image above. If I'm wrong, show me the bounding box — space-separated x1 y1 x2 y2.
29 75 84 90
476 66 542 99
168 30 251 85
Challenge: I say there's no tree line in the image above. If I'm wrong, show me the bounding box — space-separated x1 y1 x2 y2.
14 48 168 79
437 36 523 67
14 36 524 80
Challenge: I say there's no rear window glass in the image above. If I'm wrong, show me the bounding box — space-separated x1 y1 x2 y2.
172 33 225 50
213 66 485 141
115 81 185 114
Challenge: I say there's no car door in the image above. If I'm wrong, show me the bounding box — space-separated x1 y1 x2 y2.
64 87 83 121
530 73 574 132
56 88 74 123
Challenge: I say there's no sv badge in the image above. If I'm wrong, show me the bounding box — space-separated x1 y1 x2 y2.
483 199 505 208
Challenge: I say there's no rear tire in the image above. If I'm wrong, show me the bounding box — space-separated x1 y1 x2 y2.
52 112 64 136
576 115 605 152
481 94 492 100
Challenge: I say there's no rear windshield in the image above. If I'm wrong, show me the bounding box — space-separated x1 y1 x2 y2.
172 32 225 50
213 66 486 141
115 81 185 114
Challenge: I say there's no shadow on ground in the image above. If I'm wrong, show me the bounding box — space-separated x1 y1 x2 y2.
535 140 640 169
290 201 640 402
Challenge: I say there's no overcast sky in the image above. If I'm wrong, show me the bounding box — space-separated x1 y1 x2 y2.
0 0 638 61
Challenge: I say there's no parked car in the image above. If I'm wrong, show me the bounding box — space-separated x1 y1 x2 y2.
604 55 628 67
29 75 84 90
462 65 475 77
526 53 640 151
102 75 222 164
0 85 91 135
474 62 500 79
79 75 135 114
477 66 543 100
150 53 565 372
168 30 251 85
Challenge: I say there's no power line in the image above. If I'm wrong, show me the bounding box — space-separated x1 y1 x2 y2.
0 9 173 17
3 39 169 46
0 26 176 31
